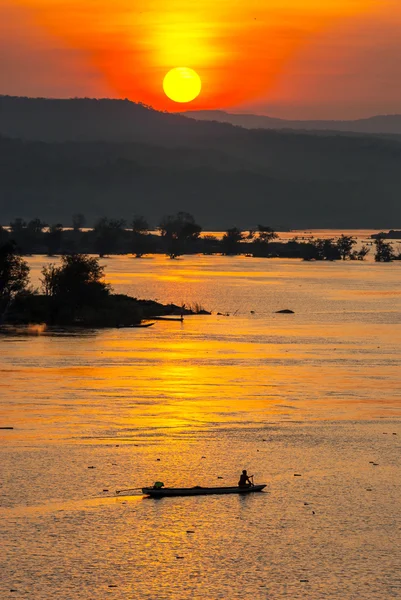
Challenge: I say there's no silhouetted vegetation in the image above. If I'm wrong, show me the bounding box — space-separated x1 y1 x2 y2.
336 235 357 260
0 246 211 328
251 225 279 257
131 215 150 258
0 242 30 321
374 237 397 262
221 228 244 255
45 223 64 256
0 214 382 262
94 218 126 257
72 213 86 232
42 254 110 303
158 212 202 259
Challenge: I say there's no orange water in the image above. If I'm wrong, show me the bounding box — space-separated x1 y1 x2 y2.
1 256 400 598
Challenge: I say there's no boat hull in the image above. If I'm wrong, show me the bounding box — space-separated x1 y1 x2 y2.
142 484 266 497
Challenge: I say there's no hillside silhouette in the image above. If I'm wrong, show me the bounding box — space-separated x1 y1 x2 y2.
1 96 401 228
0 96 235 144
181 110 401 135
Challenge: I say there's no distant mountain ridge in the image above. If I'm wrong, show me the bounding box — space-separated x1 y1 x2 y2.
0 96 400 229
181 110 401 135
0 95 236 144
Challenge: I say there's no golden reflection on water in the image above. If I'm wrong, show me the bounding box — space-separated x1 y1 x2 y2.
1 255 401 600
1 255 401 445
2 324 400 447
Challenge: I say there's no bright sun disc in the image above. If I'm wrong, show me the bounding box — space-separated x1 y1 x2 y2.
163 67 201 103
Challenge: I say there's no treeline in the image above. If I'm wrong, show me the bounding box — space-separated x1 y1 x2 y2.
0 244 140 327
1 212 399 262
0 244 207 328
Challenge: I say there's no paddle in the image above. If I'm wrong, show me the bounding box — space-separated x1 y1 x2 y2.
115 487 141 495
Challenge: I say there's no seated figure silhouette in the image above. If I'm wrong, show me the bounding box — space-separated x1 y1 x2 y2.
238 470 253 487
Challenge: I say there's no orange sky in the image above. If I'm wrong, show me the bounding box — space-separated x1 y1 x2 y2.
1 0 401 118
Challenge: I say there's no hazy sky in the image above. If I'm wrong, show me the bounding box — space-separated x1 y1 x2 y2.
1 0 401 118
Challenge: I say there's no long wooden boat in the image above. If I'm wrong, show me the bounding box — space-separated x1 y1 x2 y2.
152 316 184 322
142 484 266 497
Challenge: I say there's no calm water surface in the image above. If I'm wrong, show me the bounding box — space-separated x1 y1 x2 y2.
1 256 400 599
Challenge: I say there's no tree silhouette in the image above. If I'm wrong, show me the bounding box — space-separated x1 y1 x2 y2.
336 235 356 260
352 245 370 261
252 224 278 256
72 214 86 232
0 242 30 319
308 238 341 260
45 224 63 256
257 224 278 244
9 218 47 254
374 237 395 262
158 212 201 258
221 227 244 255
131 215 150 258
41 254 110 305
94 218 126 257
0 226 9 246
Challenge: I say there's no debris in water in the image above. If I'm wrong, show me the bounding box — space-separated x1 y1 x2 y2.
300 579 309 583
186 530 195 534
176 556 184 559
88 466 96 469
103 489 109 492
294 474 302 477
0 427 14 430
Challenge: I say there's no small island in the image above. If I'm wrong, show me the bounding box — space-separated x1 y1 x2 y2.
371 230 401 240
0 243 210 330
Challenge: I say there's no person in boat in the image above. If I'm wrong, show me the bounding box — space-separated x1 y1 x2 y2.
238 470 253 488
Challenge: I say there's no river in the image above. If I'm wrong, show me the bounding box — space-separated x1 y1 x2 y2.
1 254 400 599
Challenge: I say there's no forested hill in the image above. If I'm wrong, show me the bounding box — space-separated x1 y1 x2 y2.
0 96 235 144
0 96 401 228
181 110 401 136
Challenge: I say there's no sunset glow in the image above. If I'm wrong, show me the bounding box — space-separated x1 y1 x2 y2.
2 0 401 116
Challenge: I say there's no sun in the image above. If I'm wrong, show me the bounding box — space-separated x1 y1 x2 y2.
163 67 202 103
